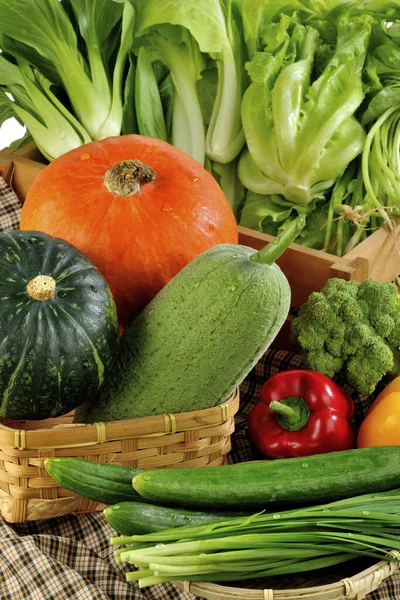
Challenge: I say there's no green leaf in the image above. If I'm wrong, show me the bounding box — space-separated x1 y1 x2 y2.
238 147 285 195
3 62 91 160
122 52 137 135
135 46 167 140
159 73 174 141
137 25 206 163
0 0 79 61
0 91 15 129
197 60 218 125
239 189 292 233
210 158 245 220
67 0 124 102
205 0 247 163
104 0 136 138
134 0 229 53
0 34 61 84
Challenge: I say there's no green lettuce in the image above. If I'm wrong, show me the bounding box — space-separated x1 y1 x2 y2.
239 15 370 205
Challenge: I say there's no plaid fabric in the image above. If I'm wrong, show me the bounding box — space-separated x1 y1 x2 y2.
0 175 21 231
0 348 398 600
0 179 397 599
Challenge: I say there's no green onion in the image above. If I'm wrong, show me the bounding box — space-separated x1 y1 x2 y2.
111 490 400 588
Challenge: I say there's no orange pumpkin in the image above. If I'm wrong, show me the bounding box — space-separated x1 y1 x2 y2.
20 135 238 329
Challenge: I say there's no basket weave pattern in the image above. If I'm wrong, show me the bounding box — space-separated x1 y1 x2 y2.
177 558 400 600
0 389 239 523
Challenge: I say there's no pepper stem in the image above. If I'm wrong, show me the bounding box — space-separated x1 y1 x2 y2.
269 400 297 418
269 397 310 432
250 215 306 265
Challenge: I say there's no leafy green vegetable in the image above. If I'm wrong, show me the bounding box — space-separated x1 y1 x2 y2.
135 47 168 140
207 158 245 221
131 0 247 165
132 22 206 163
0 0 134 157
239 15 369 205
0 55 91 160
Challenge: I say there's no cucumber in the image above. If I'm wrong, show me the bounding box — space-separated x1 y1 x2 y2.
44 457 145 505
132 447 400 509
76 217 306 423
103 501 246 535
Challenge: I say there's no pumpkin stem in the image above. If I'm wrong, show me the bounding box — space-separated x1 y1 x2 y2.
104 160 157 197
27 275 56 301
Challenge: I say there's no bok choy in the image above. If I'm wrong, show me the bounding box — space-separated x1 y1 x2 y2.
0 0 134 158
131 0 247 165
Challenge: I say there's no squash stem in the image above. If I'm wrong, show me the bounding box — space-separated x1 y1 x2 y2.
26 275 56 301
250 215 306 265
104 160 157 197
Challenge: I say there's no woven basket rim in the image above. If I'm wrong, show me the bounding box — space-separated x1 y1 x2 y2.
176 557 400 599
0 388 239 451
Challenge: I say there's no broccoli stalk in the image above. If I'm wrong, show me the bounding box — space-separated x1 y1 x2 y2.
291 278 400 396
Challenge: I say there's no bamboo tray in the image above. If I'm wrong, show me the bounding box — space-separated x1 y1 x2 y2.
2 143 400 312
175 557 400 600
0 388 239 523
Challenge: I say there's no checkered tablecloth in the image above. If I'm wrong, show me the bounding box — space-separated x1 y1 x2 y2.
0 175 21 230
0 178 398 599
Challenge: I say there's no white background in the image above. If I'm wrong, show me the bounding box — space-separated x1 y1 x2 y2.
0 118 26 151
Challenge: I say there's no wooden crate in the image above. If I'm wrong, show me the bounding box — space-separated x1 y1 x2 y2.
2 144 400 315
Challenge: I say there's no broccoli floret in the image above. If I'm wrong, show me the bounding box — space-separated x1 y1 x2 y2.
291 278 400 396
346 338 394 396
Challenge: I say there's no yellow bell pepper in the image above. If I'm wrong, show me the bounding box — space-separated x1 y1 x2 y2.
366 376 400 413
357 378 400 448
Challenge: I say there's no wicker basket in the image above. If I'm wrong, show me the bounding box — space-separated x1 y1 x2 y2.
176 557 400 600
0 388 239 523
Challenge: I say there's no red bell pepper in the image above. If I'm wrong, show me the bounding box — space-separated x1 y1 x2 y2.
248 369 355 459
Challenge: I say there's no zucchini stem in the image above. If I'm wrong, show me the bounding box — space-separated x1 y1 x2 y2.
251 215 306 265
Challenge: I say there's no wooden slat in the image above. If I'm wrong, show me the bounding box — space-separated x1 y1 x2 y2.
343 218 400 283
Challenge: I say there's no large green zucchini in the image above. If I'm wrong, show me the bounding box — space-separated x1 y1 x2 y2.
132 447 400 509
76 217 305 422
0 231 118 419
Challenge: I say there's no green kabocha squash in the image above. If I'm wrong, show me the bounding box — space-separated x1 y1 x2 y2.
0 230 118 420
76 216 305 423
